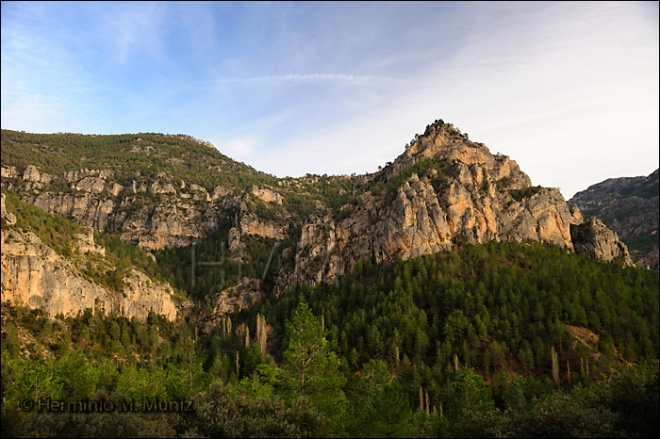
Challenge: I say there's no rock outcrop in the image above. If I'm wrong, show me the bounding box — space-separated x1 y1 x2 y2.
2 163 292 252
239 214 286 241
571 217 633 265
199 277 262 334
249 186 283 205
1 193 17 225
1 121 635 311
1 228 179 320
570 169 658 269
1 164 228 251
1 196 180 321
290 121 626 286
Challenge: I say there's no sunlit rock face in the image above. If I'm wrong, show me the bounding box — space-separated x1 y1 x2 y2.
1 229 179 321
290 122 626 286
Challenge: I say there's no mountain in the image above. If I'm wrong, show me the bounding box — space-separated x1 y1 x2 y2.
570 169 659 270
1 121 634 321
291 120 632 286
1 122 657 439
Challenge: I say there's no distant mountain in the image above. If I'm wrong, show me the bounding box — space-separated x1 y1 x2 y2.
570 169 659 270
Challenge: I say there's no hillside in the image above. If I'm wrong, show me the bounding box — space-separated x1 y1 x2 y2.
1 122 633 311
2 240 657 438
570 169 659 269
2 120 657 438
1 130 357 252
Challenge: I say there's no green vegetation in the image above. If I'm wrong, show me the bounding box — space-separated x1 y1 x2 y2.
2 191 85 255
262 241 658 383
1 130 364 229
1 130 278 192
3 238 659 437
2 128 659 437
281 173 360 219
372 158 457 204
153 221 302 300
627 232 659 255
423 118 446 136
495 176 512 191
2 191 167 293
2 237 659 437
618 179 659 200
94 231 166 287
509 186 543 202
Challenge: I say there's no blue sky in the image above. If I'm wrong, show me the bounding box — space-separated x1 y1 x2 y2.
2 1 658 199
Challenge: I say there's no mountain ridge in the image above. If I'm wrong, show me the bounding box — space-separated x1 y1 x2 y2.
1 120 634 321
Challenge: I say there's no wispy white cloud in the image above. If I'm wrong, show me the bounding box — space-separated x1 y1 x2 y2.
94 2 170 65
1 1 657 199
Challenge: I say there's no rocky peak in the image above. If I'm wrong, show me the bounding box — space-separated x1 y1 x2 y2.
401 122 489 166
1 124 636 300
288 120 629 287
384 120 531 191
571 217 633 265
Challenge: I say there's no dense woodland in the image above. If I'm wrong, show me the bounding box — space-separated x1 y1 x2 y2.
2 235 658 437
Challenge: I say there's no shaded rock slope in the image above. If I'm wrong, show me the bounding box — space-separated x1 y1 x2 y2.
571 169 658 269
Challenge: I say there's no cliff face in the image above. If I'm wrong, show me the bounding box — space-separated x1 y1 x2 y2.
1 122 635 319
570 169 658 269
571 217 632 264
291 122 630 285
0 165 222 250
1 193 180 321
1 228 180 321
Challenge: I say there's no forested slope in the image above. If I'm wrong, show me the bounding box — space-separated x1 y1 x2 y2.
3 241 657 437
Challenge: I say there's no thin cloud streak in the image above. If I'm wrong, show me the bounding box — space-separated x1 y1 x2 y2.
214 73 409 84
1 1 657 199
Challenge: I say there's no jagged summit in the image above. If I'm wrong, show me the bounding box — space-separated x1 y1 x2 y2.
398 121 501 169
292 120 632 286
378 120 531 191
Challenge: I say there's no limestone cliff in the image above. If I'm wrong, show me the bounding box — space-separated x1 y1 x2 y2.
571 217 633 265
290 121 630 286
0 130 290 252
1 193 181 321
1 228 180 320
2 167 295 252
1 123 634 303
199 277 263 334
